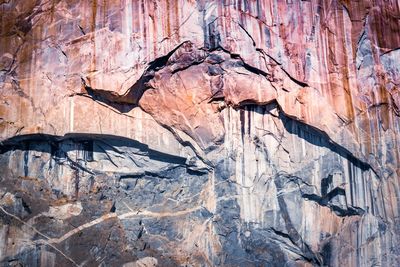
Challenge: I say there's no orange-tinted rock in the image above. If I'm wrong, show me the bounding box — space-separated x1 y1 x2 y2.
0 1 399 266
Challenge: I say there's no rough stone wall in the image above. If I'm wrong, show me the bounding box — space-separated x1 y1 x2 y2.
0 0 399 266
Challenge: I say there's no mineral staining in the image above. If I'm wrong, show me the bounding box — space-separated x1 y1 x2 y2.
1 1 399 266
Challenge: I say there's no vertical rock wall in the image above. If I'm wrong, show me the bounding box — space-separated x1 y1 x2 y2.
1 1 399 266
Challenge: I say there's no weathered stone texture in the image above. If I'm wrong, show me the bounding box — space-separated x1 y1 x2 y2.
0 0 399 266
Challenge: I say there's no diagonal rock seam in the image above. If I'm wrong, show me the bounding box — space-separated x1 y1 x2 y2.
0 204 208 266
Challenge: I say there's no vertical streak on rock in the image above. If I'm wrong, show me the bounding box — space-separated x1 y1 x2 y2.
123 0 133 54
166 0 171 38
340 6 356 123
206 170 216 214
74 143 79 199
69 97 74 132
150 1 156 56
23 146 29 177
91 0 97 74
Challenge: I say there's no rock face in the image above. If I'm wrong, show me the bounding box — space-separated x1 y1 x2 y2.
1 0 400 266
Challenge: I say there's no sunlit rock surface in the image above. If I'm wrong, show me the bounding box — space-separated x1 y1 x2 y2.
1 1 399 266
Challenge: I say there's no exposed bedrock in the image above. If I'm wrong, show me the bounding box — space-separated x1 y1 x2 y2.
1 0 400 266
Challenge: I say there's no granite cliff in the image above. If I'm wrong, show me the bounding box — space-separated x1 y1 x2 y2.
1 0 400 266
